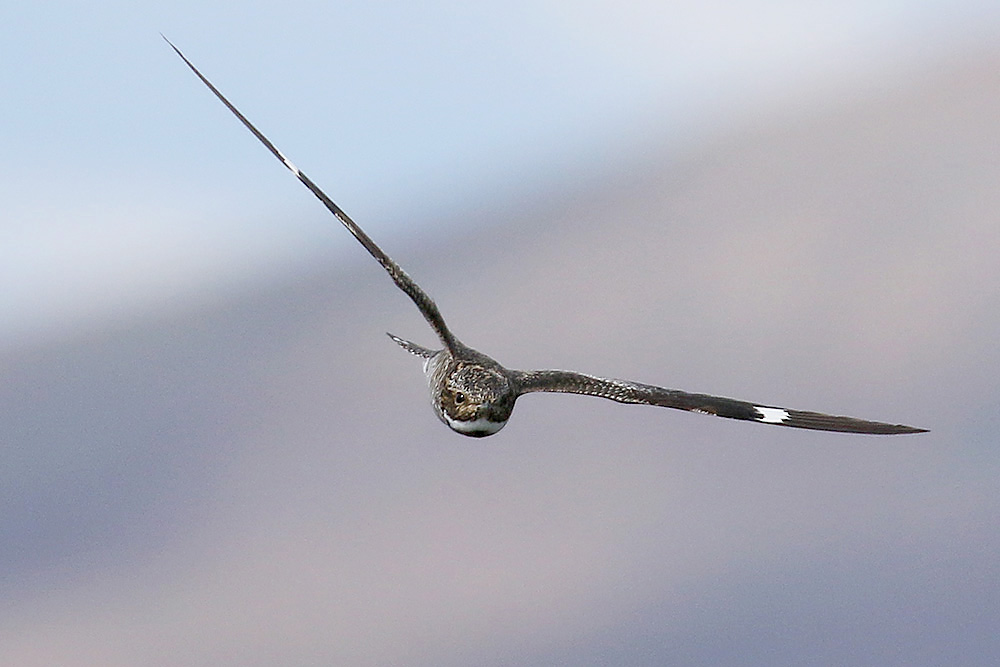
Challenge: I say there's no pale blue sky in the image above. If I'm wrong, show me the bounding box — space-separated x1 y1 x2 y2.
3 0 999 349
3 4 999 664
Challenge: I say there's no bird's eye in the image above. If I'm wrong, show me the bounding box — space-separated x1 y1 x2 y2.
454 392 465 404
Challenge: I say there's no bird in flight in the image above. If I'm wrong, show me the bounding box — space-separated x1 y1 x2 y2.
165 37 926 437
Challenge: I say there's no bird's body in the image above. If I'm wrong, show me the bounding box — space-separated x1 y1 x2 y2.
397 336 516 437
166 36 927 437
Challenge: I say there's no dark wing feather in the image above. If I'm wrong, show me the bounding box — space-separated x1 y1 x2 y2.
514 370 927 435
164 36 457 353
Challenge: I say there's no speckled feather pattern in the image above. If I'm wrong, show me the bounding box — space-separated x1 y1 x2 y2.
169 37 927 438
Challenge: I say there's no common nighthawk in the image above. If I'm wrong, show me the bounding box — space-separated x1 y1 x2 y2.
166 37 926 437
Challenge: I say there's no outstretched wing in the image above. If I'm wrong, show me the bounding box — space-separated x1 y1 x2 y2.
164 36 458 353
514 370 926 434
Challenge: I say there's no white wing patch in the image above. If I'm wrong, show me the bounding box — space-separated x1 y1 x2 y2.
278 151 301 176
754 406 790 424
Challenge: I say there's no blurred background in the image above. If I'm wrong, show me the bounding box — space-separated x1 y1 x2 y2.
3 1 999 664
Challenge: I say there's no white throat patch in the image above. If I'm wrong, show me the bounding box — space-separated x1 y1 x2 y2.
445 414 507 436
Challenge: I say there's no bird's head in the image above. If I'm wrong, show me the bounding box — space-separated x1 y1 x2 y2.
435 362 517 437
388 333 517 437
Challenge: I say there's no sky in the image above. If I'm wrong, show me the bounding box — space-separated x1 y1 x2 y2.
3 0 1000 351
3 3 1000 665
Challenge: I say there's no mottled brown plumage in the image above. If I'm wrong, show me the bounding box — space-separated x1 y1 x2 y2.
167 37 927 438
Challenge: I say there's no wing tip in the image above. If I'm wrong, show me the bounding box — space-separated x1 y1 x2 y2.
892 425 930 435
782 409 929 435
749 405 928 434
